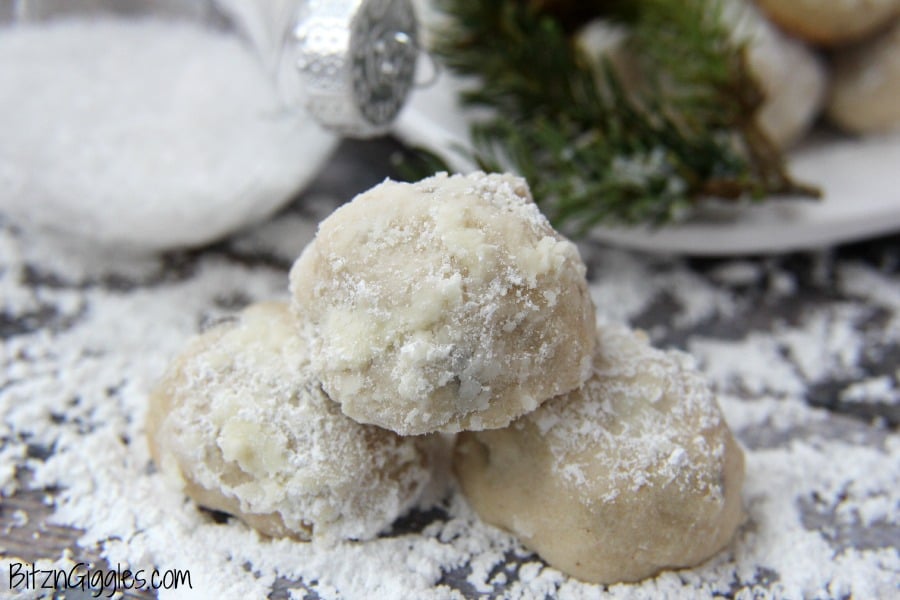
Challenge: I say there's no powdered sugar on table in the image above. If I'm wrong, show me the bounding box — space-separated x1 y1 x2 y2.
1 150 899 597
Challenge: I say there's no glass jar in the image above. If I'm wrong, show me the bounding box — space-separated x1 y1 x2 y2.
0 0 416 251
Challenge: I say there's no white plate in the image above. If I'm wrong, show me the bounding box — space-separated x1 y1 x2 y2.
395 70 900 255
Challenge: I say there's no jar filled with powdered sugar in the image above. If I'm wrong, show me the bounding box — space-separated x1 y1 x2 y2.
0 0 418 250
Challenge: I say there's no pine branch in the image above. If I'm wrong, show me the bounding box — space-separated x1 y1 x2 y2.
427 0 820 232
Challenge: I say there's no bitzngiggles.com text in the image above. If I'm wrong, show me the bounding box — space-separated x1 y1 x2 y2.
7 561 192 598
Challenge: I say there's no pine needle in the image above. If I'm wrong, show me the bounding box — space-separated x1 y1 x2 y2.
425 0 819 232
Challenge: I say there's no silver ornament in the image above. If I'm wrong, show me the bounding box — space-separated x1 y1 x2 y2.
292 0 418 137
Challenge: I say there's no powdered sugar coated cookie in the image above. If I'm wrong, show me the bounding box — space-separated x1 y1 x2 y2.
289 172 596 435
454 323 745 584
147 302 433 542
727 0 827 148
754 0 900 46
828 19 900 134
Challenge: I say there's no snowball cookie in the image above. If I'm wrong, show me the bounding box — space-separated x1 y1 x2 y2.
727 0 827 148
576 3 827 149
827 20 900 134
290 172 596 435
454 324 745 584
146 302 434 542
754 0 900 46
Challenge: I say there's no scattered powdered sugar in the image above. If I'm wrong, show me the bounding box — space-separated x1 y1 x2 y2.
708 260 765 287
0 15 336 250
0 443 24 497
842 376 900 407
586 249 736 329
692 333 810 398
1 202 899 598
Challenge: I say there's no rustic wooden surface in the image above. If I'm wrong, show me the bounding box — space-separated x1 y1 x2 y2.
2 138 899 598
0 139 402 599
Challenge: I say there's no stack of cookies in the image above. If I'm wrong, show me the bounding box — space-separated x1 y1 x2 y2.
147 172 744 584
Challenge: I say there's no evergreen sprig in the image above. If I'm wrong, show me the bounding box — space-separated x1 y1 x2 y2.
428 0 819 231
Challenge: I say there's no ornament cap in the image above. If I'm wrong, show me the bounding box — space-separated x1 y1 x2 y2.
292 0 418 138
